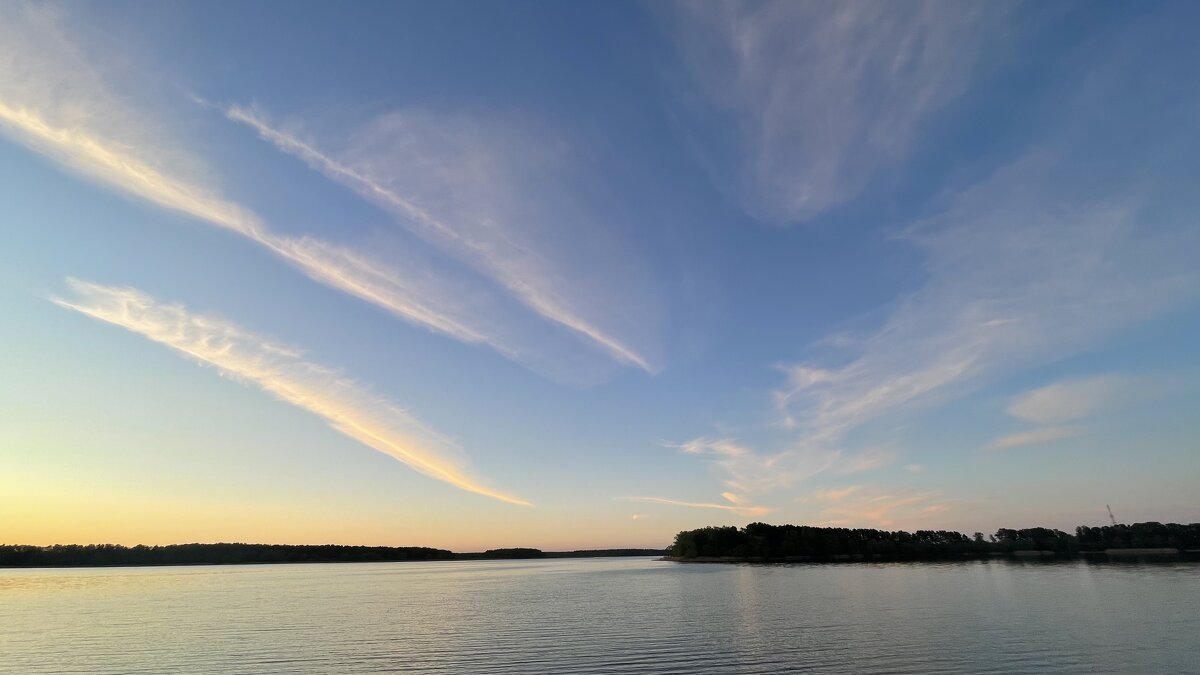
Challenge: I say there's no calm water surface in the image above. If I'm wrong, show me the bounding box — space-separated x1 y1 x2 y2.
1 557 1197 673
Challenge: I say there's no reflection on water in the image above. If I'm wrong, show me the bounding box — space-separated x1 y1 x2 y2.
1 558 1197 673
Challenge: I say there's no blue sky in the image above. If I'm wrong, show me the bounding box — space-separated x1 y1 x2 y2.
2 1 1198 549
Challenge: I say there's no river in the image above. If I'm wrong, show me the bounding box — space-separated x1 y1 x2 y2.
2 557 1196 673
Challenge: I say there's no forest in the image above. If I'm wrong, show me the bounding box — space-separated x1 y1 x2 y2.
669 521 1200 561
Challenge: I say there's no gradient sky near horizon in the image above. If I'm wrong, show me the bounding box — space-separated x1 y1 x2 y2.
3 0 1199 551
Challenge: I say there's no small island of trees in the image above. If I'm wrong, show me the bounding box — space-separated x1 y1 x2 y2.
669 521 1200 562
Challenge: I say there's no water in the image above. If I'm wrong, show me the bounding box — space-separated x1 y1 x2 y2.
1 557 1197 673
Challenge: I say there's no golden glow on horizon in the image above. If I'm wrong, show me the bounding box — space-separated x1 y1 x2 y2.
0 473 666 551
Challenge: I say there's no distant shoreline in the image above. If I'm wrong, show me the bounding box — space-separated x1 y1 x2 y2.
0 544 667 569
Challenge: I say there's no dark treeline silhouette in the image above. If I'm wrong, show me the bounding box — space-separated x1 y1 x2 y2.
670 522 1200 561
0 543 668 568
1074 523 1200 551
0 543 453 567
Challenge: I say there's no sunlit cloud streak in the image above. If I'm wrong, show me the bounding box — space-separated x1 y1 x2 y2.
222 105 656 373
0 100 499 345
664 436 889 500
53 279 530 506
811 490 948 529
986 427 1080 452
1003 374 1175 425
0 5 636 384
807 486 860 503
666 437 749 458
621 496 771 518
0 8 476 334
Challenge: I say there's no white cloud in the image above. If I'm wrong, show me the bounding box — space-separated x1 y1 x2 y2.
666 434 901 503
223 105 659 373
1008 374 1145 424
810 490 955 529
670 1 991 222
0 95 520 360
621 496 771 518
53 279 530 506
987 427 1081 451
680 8 1200 500
835 447 898 474
0 5 649 384
666 436 840 496
667 437 749 458
808 486 861 503
774 129 1199 466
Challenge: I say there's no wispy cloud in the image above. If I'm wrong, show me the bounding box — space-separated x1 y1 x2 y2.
53 279 530 506
677 7 1200 501
222 105 658 372
0 8 478 339
834 447 898 474
994 372 1193 451
0 5 645 384
987 427 1080 452
0 98 510 348
670 1 992 222
665 436 839 496
621 496 771 518
1008 374 1143 425
806 486 861 503
765 150 1198 474
665 434 898 503
666 437 749 458
813 491 949 529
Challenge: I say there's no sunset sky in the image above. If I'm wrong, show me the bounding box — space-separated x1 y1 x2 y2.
3 1 1198 551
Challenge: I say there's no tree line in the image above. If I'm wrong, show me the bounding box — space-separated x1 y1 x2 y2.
0 543 668 568
0 543 455 567
670 521 1200 561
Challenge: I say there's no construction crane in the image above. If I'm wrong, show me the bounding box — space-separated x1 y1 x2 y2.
1106 504 1118 527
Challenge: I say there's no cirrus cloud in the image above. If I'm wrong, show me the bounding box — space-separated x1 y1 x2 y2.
53 278 530 506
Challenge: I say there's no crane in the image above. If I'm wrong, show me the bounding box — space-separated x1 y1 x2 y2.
1106 504 1118 527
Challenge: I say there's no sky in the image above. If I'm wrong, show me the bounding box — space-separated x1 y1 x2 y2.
2 1 1198 551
